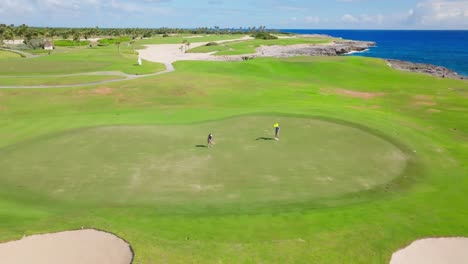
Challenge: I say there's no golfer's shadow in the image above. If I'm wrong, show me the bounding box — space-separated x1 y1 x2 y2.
195 144 208 148
255 137 275 141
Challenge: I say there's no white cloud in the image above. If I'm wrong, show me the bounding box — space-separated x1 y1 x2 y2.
305 16 320 24
0 0 34 15
408 0 468 28
360 14 384 24
342 14 358 23
110 0 144 13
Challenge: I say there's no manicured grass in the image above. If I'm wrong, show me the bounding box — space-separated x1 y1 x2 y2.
0 50 22 59
0 74 125 86
0 46 165 75
189 38 334 55
0 54 467 263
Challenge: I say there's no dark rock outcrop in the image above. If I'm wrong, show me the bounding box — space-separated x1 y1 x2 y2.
386 59 465 80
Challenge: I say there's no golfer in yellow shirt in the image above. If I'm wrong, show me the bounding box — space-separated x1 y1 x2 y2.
273 123 280 140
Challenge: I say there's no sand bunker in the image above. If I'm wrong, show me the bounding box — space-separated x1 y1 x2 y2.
390 237 468 264
137 36 253 64
0 229 133 264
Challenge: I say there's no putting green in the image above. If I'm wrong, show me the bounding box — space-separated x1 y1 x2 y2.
0 116 408 211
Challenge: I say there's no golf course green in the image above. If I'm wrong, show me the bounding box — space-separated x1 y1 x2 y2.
0 116 408 211
0 35 467 263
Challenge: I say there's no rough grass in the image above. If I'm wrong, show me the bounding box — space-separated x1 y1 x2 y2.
0 55 467 263
136 34 244 45
0 50 22 59
54 39 91 47
0 75 126 86
187 44 232 53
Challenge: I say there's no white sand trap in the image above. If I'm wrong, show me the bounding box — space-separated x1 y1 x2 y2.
390 237 468 264
0 229 133 264
137 36 253 64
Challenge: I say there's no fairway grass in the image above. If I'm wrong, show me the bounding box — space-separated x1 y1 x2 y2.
0 54 467 263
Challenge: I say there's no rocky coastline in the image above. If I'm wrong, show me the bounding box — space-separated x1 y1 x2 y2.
249 38 465 80
386 59 465 80
256 40 376 57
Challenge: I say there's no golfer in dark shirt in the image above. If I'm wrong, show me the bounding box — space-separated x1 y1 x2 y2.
208 133 213 147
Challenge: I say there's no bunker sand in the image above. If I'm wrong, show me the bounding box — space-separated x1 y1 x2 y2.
0 229 133 264
390 237 468 264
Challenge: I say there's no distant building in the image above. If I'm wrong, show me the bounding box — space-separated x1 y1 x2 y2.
44 40 54 50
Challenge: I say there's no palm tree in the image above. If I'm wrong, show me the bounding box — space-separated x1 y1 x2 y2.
50 28 57 41
72 30 81 47
82 29 91 40
116 42 121 55
16 24 28 40
62 31 70 40
4 27 15 45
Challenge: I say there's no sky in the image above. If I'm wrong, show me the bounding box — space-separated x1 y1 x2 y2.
0 0 467 29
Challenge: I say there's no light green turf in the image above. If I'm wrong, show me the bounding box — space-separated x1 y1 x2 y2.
0 75 125 86
0 50 22 59
0 116 407 211
0 45 165 75
0 54 467 263
189 38 333 55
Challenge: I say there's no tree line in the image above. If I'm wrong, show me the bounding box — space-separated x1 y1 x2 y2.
0 24 274 44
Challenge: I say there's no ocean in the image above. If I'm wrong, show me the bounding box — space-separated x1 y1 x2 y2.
280 29 468 76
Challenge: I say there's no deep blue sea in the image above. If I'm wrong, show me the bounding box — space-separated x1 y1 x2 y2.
280 29 468 76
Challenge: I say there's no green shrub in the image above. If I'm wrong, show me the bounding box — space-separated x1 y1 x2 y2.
251 32 278 40
98 36 131 45
162 34 169 37
206 42 218 46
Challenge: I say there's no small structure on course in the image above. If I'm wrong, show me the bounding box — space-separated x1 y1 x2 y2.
43 40 54 50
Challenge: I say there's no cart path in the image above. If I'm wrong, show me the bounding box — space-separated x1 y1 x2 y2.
0 35 279 89
0 63 175 89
